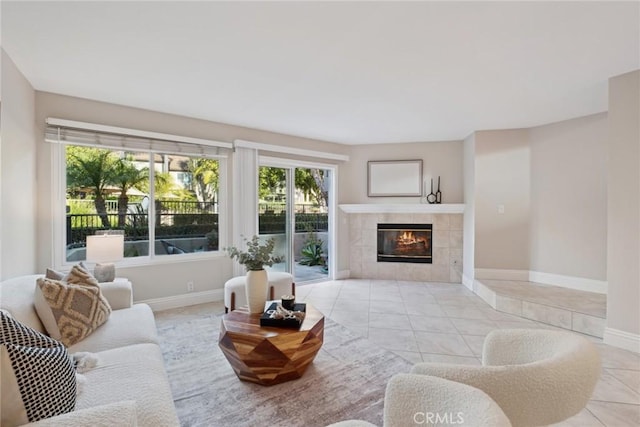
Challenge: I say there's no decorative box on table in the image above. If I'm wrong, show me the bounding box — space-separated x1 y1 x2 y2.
260 302 306 328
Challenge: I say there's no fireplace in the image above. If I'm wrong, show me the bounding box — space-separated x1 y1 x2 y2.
377 223 432 264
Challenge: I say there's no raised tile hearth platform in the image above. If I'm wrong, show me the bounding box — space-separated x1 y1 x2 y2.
475 279 607 338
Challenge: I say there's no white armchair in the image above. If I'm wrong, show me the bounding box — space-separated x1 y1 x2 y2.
327 374 511 427
410 329 601 427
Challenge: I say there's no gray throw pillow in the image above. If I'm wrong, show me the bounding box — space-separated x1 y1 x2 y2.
93 263 116 282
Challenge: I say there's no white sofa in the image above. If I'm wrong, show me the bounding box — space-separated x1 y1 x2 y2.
0 274 180 427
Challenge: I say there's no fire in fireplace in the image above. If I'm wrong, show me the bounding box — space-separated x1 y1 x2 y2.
377 223 432 263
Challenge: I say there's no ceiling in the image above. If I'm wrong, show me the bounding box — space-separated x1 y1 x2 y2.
2 1 639 145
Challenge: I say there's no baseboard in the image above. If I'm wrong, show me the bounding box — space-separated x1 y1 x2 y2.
139 289 224 312
336 270 351 280
474 268 529 281
472 279 496 306
461 273 474 291
604 328 640 354
529 271 607 294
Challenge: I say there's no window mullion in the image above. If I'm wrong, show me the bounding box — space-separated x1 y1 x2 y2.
148 157 156 258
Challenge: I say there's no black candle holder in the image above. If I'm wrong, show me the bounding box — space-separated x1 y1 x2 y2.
281 295 295 310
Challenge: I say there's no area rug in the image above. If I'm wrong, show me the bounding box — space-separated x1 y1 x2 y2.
157 312 412 427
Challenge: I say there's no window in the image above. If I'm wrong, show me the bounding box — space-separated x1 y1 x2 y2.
154 156 221 257
64 145 224 262
48 119 230 264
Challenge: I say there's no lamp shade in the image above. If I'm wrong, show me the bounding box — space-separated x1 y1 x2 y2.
86 234 124 263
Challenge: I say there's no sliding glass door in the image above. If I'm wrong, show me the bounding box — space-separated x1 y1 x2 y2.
258 165 292 273
258 160 333 283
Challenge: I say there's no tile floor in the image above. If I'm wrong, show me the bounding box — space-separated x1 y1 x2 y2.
294 279 640 427
156 279 640 426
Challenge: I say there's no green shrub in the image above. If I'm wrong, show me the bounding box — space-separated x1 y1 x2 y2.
299 230 326 266
172 213 218 226
205 229 219 250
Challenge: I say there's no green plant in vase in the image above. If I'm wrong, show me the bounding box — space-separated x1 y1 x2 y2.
225 235 281 271
225 235 282 313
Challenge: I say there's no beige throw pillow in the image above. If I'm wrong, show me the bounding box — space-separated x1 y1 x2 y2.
62 263 96 285
34 265 112 347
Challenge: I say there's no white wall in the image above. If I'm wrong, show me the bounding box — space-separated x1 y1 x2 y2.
606 70 640 348
529 113 608 281
473 129 531 271
339 141 464 205
34 91 348 301
1 50 37 279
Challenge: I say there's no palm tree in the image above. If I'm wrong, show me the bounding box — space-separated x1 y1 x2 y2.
186 159 219 204
153 171 176 198
112 158 149 227
66 147 117 228
309 168 329 208
295 168 323 205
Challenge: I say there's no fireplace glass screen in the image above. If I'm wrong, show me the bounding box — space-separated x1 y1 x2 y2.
377 223 432 264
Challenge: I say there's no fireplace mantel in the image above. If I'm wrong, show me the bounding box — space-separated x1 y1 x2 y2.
338 204 465 214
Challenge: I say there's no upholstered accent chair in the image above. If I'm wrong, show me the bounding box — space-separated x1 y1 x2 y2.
327 374 511 427
410 329 601 427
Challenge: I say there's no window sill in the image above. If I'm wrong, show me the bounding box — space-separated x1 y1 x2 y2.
59 250 229 270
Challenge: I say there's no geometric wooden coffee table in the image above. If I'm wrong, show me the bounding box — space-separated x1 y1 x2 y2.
218 303 324 386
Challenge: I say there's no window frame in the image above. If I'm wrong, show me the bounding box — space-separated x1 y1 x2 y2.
52 141 229 269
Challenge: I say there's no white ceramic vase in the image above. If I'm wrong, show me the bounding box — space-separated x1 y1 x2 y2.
245 269 268 313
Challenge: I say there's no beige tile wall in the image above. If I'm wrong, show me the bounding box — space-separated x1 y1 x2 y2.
347 213 463 283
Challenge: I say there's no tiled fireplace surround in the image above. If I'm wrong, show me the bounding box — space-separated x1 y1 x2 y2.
346 212 463 282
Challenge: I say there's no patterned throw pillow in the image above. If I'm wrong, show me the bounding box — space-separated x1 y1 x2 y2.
34 265 112 347
0 312 76 426
62 263 98 286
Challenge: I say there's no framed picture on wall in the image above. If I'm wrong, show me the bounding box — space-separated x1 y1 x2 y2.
367 159 423 197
